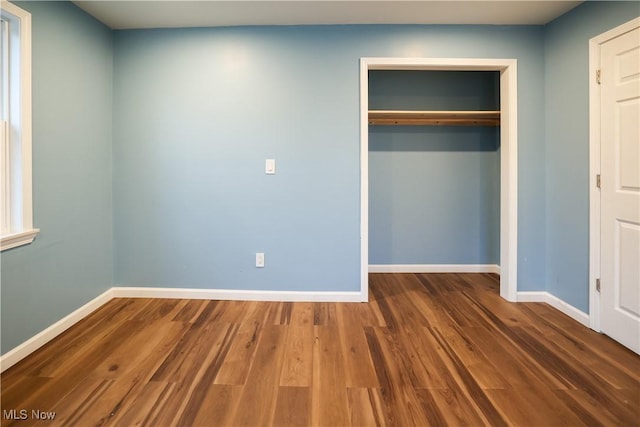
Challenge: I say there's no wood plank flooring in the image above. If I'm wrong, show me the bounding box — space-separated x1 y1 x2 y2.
1 273 639 426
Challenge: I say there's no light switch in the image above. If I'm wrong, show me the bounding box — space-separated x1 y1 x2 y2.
265 159 276 175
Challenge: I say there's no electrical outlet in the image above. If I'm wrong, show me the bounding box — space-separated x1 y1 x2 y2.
256 252 265 268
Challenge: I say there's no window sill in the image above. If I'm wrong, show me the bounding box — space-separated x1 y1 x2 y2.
1 228 40 251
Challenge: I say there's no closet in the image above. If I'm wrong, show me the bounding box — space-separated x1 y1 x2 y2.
368 70 501 267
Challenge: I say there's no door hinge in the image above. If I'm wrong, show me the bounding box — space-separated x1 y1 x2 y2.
596 69 601 85
596 174 601 189
596 278 601 292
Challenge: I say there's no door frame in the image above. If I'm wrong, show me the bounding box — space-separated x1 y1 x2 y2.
359 57 518 302
588 17 640 332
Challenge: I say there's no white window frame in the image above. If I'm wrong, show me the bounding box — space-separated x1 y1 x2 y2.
1 1 38 251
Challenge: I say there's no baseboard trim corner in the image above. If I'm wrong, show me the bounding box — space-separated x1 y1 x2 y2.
0 288 114 373
368 264 500 274
517 291 589 327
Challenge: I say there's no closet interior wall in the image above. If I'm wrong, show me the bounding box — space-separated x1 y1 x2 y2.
368 70 501 267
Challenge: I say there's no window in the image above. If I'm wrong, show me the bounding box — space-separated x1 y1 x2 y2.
1 1 38 251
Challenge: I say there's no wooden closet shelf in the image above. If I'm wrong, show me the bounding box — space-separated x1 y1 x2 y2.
368 110 501 126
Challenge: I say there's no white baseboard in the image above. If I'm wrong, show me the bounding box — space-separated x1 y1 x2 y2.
111 286 365 303
517 291 589 327
0 285 365 372
0 288 114 373
1 283 587 374
368 264 501 274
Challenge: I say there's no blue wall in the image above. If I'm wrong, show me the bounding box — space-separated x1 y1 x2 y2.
113 25 545 292
1 1 113 353
544 1 639 312
369 71 500 265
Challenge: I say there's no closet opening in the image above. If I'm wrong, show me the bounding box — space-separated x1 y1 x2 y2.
359 58 518 303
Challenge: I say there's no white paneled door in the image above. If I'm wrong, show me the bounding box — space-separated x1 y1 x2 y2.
600 25 640 354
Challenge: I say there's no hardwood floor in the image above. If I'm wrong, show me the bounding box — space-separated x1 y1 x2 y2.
1 273 639 426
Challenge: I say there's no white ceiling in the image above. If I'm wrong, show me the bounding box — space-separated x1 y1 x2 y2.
72 0 584 30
